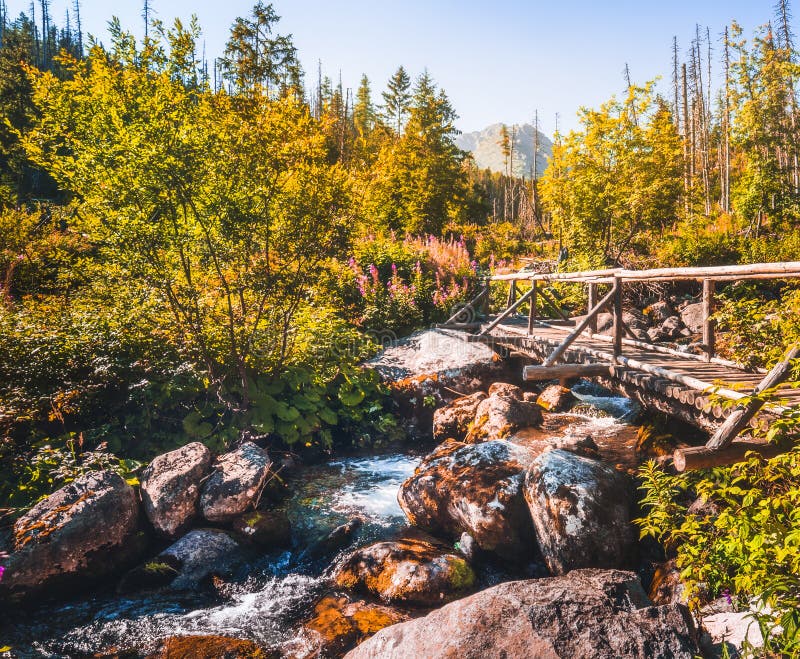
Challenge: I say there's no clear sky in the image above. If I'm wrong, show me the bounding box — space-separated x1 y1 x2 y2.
5 0 781 135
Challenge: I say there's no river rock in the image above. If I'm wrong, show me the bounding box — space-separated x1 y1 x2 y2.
399 439 537 560
331 532 476 606
301 593 409 657
467 392 543 442
365 329 512 438
141 442 212 539
487 382 523 399
159 528 242 590
201 442 273 523
661 315 690 339
680 302 705 333
147 635 267 658
304 518 363 561
231 510 291 550
2 470 140 602
432 391 487 441
536 384 575 412
523 449 634 574
344 569 697 659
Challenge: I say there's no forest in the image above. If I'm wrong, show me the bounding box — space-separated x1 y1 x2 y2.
1 0 800 654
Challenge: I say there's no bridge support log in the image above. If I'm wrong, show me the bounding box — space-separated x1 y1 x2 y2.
674 441 785 472
704 344 800 450
523 363 613 381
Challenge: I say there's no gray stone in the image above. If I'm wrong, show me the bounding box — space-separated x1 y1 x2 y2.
680 302 705 334
200 442 272 523
141 442 212 539
3 471 139 602
536 384 575 412
159 528 241 590
523 449 634 574
345 569 698 659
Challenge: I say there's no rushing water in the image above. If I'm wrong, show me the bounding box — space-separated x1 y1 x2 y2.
2 385 641 658
2 452 422 658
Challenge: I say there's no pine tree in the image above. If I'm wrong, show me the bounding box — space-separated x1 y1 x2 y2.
381 65 411 134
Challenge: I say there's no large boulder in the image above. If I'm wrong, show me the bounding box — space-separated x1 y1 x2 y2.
301 593 409 657
2 471 140 602
398 440 537 560
158 528 242 590
331 532 475 606
466 392 542 442
432 391 487 442
523 449 634 574
344 569 697 659
201 442 272 523
365 329 513 438
140 442 212 539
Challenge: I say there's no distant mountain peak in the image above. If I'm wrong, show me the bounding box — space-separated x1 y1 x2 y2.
455 122 552 177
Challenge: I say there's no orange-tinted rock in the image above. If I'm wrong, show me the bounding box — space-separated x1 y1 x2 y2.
535 385 576 413
487 382 523 399
302 593 408 657
432 392 487 442
466 393 543 442
147 635 267 659
398 440 537 561
331 532 475 606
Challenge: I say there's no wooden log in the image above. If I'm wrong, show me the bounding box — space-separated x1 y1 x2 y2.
531 317 755 370
542 284 618 367
702 279 715 362
587 283 598 334
528 281 537 334
705 344 800 450
478 286 537 336
442 286 488 325
506 280 517 308
674 441 786 472
490 262 800 285
523 363 613 381
613 277 623 357
434 322 483 330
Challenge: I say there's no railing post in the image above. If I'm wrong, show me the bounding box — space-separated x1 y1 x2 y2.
506 280 517 309
588 283 598 335
527 281 537 334
481 279 490 316
613 277 623 358
702 278 715 362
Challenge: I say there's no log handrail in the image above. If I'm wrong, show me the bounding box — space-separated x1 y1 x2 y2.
488 261 800 284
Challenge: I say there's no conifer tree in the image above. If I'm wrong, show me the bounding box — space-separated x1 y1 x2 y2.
381 65 411 134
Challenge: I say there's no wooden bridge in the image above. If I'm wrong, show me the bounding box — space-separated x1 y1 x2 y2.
440 262 800 471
